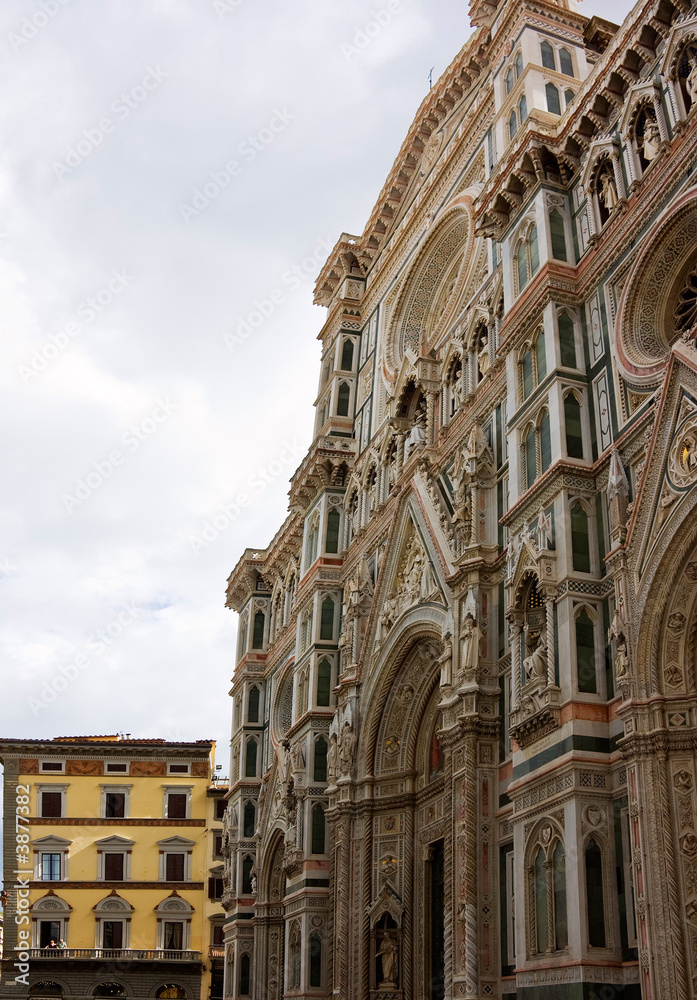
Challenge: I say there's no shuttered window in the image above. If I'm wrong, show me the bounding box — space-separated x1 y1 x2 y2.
165 853 185 881
104 853 125 880
166 793 187 819
41 792 63 818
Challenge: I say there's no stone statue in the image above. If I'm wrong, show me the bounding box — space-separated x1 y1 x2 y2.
438 636 453 688
478 334 490 376
642 117 660 162
280 739 292 784
459 615 481 682
523 632 548 682
419 556 438 601
290 742 305 774
339 721 356 775
405 406 427 459
327 732 340 782
377 931 399 985
615 639 629 681
687 58 697 104
599 170 618 211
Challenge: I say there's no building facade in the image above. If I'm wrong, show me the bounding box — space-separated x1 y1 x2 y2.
0 735 225 1000
222 0 697 997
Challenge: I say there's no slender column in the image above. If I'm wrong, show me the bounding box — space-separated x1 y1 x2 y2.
510 621 522 710
545 596 555 688
426 390 437 443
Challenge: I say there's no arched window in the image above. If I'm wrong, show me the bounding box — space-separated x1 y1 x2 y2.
320 596 334 640
521 349 533 398
509 109 518 139
546 82 561 115
540 410 551 473
238 614 248 657
306 515 319 567
93 986 125 998
317 658 332 707
570 503 591 572
515 51 523 77
289 924 301 990
540 40 555 69
576 608 597 693
549 209 567 261
533 837 567 954
516 224 539 294
553 842 568 949
564 394 584 458
558 312 576 368
244 738 257 778
240 953 251 996
311 803 326 854
535 329 546 381
559 47 573 77
243 801 255 838
248 685 260 723
506 67 515 94
519 94 528 123
310 933 323 988
314 737 328 782
337 382 350 417
585 839 606 946
30 986 63 998
326 508 340 554
564 88 575 107
525 426 537 490
298 670 308 716
340 339 354 371
156 984 187 998
534 847 548 953
252 611 265 650
241 856 254 894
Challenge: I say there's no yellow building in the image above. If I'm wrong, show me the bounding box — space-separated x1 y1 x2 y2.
0 735 225 1000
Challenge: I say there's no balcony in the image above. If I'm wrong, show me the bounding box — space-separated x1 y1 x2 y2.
28 949 201 962
209 946 225 959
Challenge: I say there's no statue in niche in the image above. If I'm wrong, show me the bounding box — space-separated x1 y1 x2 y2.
459 614 481 683
281 780 297 844
615 638 629 682
642 116 661 162
327 732 340 783
687 57 697 103
290 742 305 774
478 333 491 377
523 632 548 682
377 931 399 985
280 738 293 785
339 721 356 775
599 170 618 211
404 402 427 459
438 635 453 688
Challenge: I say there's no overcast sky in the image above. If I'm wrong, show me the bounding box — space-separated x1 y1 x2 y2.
0 0 634 773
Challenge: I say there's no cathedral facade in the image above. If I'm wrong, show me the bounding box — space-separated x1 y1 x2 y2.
221 0 697 997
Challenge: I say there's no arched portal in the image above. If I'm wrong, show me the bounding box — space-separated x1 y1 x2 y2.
253 831 285 1000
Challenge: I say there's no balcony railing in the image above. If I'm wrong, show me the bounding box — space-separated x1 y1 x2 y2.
209 946 225 959
28 949 201 962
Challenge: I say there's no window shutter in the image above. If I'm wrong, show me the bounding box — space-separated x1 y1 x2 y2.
167 793 187 818
166 853 185 881
41 792 62 818
104 853 124 880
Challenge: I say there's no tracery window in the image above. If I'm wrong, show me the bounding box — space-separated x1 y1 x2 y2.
546 82 561 115
519 328 545 400
522 408 551 490
320 596 335 640
515 224 539 294
570 502 591 572
314 737 328 782
244 738 257 778
531 834 568 954
317 658 332 706
337 381 351 417
541 40 555 69
311 804 326 854
585 839 606 946
243 801 255 838
325 508 341 554
340 338 354 371
247 685 260 723
252 611 265 650
509 109 518 140
558 311 577 368
519 94 528 123
575 607 597 693
549 209 567 262
564 393 584 459
559 47 573 76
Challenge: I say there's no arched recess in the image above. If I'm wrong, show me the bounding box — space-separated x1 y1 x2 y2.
254 830 286 1000
384 195 480 375
614 187 697 384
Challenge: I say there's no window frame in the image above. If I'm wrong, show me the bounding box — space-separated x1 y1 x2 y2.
39 760 65 774
37 785 68 819
100 785 132 820
162 785 193 820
